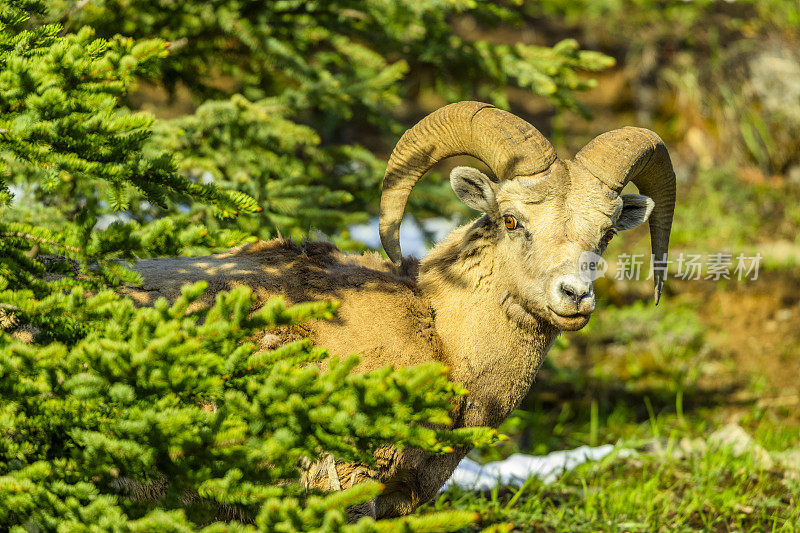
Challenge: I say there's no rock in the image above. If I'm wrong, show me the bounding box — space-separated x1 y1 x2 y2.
678 437 707 458
773 449 800 472
261 333 283 349
708 423 774 469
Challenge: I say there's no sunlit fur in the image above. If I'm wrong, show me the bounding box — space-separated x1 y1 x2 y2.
126 159 652 519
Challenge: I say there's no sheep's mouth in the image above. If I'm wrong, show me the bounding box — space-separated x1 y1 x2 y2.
547 307 591 330
502 292 591 331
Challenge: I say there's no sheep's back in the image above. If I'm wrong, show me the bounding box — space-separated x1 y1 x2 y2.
126 239 444 373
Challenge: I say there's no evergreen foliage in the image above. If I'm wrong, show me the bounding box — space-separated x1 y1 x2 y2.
1 1 608 529
0 282 499 529
152 95 382 243
0 2 259 342
51 0 613 241
61 0 611 117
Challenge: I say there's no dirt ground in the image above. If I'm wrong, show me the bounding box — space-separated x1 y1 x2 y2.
693 269 800 395
645 267 800 432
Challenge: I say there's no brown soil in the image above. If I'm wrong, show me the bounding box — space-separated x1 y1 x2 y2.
674 269 800 397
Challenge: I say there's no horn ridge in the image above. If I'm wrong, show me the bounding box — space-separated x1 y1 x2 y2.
379 101 556 265
574 127 677 304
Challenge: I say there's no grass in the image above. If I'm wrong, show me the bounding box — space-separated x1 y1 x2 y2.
669 167 799 250
426 443 799 531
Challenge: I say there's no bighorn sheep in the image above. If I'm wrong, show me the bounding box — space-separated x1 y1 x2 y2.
127 101 676 518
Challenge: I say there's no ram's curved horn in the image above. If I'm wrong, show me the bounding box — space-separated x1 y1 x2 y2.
379 101 557 265
574 127 676 304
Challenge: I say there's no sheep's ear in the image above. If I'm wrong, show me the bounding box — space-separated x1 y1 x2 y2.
615 194 655 231
450 166 497 214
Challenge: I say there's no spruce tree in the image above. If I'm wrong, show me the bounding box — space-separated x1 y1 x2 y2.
50 0 613 242
0 3 501 529
1 1 610 529
0 1 259 342
1 282 500 529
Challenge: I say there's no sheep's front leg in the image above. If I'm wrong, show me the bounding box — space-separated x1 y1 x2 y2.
301 454 379 520
374 482 419 518
302 445 469 520
374 446 470 518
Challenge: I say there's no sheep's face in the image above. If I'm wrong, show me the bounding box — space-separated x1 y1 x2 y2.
450 161 654 331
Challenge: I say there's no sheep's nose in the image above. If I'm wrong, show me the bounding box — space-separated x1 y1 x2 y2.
560 280 591 304
556 277 595 314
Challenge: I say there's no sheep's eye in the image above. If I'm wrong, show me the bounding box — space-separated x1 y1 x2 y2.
601 229 617 245
503 215 518 230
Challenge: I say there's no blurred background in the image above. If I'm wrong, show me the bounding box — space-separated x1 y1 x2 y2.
25 1 799 526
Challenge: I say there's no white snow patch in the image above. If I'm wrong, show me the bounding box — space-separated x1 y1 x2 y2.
349 216 458 258
442 445 632 492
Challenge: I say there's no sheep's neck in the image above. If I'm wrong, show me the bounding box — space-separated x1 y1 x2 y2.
418 219 560 428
